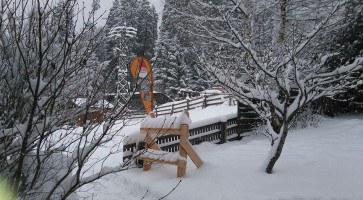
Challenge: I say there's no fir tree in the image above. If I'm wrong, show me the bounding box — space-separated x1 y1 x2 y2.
97 0 158 94
152 0 210 99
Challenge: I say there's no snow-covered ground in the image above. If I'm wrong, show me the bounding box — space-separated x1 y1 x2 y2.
81 113 363 200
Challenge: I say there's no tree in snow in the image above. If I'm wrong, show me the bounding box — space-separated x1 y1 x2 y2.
0 0 137 199
153 31 188 98
323 0 363 113
181 0 363 173
152 0 210 99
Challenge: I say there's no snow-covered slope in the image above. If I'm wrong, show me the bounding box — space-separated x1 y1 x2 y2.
82 114 363 200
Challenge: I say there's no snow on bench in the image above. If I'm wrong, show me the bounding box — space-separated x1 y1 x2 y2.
137 149 186 164
137 111 203 177
140 111 192 130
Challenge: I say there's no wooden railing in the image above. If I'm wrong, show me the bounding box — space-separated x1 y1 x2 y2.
123 117 241 161
123 101 263 161
127 94 235 119
155 94 235 116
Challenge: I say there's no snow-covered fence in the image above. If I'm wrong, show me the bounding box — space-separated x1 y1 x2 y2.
126 94 236 119
122 117 241 161
237 102 264 132
155 94 236 116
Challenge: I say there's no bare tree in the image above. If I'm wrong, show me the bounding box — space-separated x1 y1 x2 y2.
181 0 362 173
0 0 138 199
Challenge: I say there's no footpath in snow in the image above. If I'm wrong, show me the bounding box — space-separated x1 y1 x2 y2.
82 113 363 200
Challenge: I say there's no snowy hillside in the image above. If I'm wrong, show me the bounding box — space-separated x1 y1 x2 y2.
81 114 363 200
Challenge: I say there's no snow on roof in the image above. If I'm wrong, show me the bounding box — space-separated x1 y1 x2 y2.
72 98 114 109
94 100 114 109
73 98 87 107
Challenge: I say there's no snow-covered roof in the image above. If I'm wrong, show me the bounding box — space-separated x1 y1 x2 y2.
94 100 114 109
72 98 114 109
73 98 87 107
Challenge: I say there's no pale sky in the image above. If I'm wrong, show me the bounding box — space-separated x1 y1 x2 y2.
81 0 165 28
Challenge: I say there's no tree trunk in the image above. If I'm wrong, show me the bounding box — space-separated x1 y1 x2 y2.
278 0 287 42
265 123 289 174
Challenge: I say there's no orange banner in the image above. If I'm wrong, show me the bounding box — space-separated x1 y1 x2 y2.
130 57 153 115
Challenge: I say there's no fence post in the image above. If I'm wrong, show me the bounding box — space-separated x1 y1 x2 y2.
171 104 174 115
237 101 241 139
220 121 228 144
155 106 158 117
186 99 190 110
203 96 207 108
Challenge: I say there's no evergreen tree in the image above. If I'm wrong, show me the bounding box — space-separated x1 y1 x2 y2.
153 31 187 98
97 0 158 94
325 0 363 112
135 0 158 59
152 0 210 99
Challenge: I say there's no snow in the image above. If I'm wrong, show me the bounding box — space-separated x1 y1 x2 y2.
125 103 237 145
137 149 186 162
83 114 363 200
140 111 192 129
72 98 114 109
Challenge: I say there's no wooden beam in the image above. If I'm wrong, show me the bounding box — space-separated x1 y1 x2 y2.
177 160 187 178
137 157 179 166
181 140 203 168
142 133 161 171
143 160 151 171
145 134 161 150
177 125 189 177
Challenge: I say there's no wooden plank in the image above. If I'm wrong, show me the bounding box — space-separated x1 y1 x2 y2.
177 160 186 177
142 133 160 171
137 157 179 166
145 134 161 150
188 101 203 107
177 125 189 177
181 140 203 168
143 160 151 171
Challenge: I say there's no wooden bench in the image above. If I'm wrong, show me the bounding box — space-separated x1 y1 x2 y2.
137 111 203 177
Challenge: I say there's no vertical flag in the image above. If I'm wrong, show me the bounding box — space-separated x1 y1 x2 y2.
130 57 153 114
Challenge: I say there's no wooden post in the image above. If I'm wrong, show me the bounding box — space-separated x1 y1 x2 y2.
237 101 241 139
220 121 227 144
155 106 158 117
143 113 157 171
171 104 174 115
186 99 190 110
203 96 207 108
177 124 188 177
137 111 202 178
143 135 152 171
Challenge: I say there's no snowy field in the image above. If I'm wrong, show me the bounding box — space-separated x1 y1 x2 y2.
80 114 363 200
